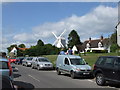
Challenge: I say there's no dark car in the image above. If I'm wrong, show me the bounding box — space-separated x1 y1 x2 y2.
15 57 24 65
93 56 120 86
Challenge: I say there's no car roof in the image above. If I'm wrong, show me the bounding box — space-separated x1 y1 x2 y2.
99 56 120 58
58 55 81 58
0 57 9 62
37 57 46 59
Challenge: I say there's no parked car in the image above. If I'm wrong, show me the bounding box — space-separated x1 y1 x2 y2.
15 57 24 65
22 57 33 67
0 57 14 81
31 57 53 70
93 56 120 86
56 55 92 79
8 58 17 63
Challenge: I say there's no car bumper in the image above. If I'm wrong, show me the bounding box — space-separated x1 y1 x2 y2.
74 71 93 77
27 63 32 66
40 66 53 69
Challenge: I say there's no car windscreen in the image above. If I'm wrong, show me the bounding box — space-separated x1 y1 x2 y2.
38 58 49 62
20 58 24 60
27 57 33 60
70 58 86 65
117 58 120 65
0 61 9 69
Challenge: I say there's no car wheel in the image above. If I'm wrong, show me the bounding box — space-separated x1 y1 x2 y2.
31 65 34 69
37 66 40 70
96 73 106 86
71 71 75 79
26 63 28 67
22 63 24 66
56 68 61 75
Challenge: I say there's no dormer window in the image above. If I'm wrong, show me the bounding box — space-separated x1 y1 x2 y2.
98 42 102 48
86 43 90 48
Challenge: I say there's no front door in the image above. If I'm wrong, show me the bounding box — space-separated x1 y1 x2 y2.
63 58 70 74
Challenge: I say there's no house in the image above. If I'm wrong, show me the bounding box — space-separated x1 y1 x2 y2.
83 36 110 53
9 47 29 57
10 47 17 56
74 36 110 53
72 45 85 53
116 22 120 47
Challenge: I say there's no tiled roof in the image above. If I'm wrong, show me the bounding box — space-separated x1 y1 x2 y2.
18 48 29 51
83 38 109 48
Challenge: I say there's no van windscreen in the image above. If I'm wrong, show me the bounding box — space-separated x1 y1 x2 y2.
38 58 49 62
70 58 85 65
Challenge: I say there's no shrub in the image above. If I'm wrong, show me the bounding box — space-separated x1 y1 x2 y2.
110 44 119 52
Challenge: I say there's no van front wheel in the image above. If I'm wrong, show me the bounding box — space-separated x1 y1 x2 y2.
57 69 61 75
71 71 75 79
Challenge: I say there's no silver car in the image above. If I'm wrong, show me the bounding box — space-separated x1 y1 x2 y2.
31 57 53 70
22 57 33 67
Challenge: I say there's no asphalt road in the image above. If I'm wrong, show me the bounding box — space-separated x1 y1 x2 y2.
13 64 120 89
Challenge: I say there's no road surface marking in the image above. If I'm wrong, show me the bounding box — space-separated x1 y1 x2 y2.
87 80 95 83
28 75 40 82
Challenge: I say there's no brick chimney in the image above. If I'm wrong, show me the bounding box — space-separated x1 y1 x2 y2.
100 35 103 41
89 37 91 43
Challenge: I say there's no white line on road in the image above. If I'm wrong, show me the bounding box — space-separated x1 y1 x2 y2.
28 75 40 82
87 80 95 83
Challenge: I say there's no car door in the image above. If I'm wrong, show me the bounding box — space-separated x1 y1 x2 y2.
63 58 70 74
103 57 115 79
34 59 38 68
113 58 120 81
32 58 35 67
22 58 26 65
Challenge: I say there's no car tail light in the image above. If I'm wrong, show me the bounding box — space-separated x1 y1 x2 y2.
93 64 96 70
8 62 12 76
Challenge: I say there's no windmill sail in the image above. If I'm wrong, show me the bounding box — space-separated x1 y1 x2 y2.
52 30 66 48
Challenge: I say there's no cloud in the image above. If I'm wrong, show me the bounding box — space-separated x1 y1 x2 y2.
2 5 118 52
30 5 118 41
13 33 37 43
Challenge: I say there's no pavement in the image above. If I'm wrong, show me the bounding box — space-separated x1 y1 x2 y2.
13 64 120 89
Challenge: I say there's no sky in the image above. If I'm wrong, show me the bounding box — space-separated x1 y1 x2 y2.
1 1 119 52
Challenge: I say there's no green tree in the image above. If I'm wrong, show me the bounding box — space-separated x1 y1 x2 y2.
110 30 119 52
110 31 117 44
37 39 44 46
68 30 82 48
18 44 26 48
17 49 25 56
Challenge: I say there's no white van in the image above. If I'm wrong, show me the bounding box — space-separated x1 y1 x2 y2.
56 55 92 78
